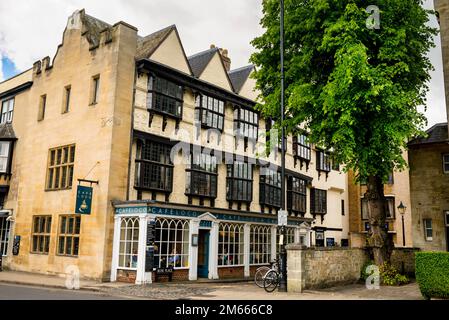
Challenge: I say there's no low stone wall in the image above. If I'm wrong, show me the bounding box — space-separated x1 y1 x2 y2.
390 248 419 276
286 245 369 292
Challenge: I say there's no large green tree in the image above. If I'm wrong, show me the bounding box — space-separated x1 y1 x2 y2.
251 0 437 265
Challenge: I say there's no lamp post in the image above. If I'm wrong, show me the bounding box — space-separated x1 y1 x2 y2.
278 0 288 293
397 201 407 247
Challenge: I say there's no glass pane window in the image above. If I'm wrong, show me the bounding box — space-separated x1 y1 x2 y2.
311 188 327 215
385 197 395 219
46 145 75 190
443 154 449 174
259 168 281 208
0 98 14 124
154 218 189 269
250 225 272 265
226 162 253 202
57 215 81 256
276 227 295 254
0 141 11 173
195 94 225 131
423 219 433 241
233 107 258 140
0 216 12 256
287 176 307 214
135 140 173 192
31 216 52 254
294 133 311 161
118 218 139 269
316 150 331 172
147 76 183 118
218 223 244 266
186 151 218 198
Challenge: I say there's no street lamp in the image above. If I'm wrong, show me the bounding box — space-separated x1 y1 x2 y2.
278 0 288 293
397 201 407 247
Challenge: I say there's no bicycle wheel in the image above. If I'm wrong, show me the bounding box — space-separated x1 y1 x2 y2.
263 270 279 293
254 266 270 288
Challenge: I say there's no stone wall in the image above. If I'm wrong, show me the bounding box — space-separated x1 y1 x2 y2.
286 245 369 292
286 245 419 292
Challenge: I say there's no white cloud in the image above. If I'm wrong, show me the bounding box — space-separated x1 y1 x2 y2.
0 0 445 127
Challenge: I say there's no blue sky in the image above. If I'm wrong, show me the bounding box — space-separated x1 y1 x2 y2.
1 55 19 80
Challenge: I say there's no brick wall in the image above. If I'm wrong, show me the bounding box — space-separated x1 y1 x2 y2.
116 269 137 283
218 266 244 279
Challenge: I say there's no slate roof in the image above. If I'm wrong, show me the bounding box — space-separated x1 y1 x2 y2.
228 65 254 93
81 12 111 49
0 123 17 140
408 122 449 146
187 48 219 78
136 25 176 60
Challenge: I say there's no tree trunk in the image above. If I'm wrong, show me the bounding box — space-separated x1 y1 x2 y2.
364 175 394 266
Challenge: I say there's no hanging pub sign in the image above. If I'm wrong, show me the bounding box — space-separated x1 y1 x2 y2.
75 185 93 214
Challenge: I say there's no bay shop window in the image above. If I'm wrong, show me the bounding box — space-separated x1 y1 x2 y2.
250 225 272 265
259 168 282 212
218 223 244 266
226 161 253 209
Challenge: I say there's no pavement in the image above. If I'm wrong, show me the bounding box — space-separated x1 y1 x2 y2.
0 270 425 300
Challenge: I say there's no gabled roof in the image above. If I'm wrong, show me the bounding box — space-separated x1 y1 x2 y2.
228 65 254 93
408 122 449 146
136 25 176 60
187 48 219 78
0 123 17 140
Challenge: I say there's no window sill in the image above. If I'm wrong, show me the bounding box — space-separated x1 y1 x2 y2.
45 187 73 192
30 252 49 255
55 254 79 258
218 265 245 268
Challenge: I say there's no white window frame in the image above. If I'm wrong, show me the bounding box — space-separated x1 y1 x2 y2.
443 154 449 174
218 223 244 267
0 216 11 256
118 217 139 270
154 218 190 269
0 98 14 124
0 141 11 173
423 219 433 241
249 225 272 265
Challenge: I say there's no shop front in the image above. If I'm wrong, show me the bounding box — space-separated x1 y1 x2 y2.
111 203 312 284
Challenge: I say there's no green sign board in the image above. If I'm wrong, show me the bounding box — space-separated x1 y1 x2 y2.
75 185 93 214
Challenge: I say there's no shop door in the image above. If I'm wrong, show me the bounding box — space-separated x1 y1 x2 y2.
197 230 210 278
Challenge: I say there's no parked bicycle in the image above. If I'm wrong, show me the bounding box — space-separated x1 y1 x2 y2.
254 259 279 288
263 267 281 293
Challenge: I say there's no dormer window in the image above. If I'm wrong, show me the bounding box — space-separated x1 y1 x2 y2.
147 75 183 130
195 94 225 131
0 98 14 124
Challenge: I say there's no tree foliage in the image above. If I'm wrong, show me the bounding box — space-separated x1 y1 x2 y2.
251 0 437 182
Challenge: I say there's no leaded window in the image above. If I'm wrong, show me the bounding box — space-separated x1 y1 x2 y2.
250 225 272 265
226 162 253 202
186 151 218 198
57 215 81 256
234 107 258 140
293 133 311 161
31 216 52 254
218 223 244 266
0 98 14 124
443 154 449 174
154 218 189 269
287 176 307 214
0 141 11 173
118 217 139 269
311 188 327 215
423 219 433 241
316 150 331 172
147 75 183 118
46 145 75 190
361 197 395 220
259 168 282 208
135 140 173 192
195 94 225 131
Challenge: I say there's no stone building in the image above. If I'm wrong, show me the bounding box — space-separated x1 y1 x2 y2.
0 9 350 283
405 0 449 252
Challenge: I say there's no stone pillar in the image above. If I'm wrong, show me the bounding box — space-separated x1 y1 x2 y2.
110 215 121 282
209 222 219 279
294 227 300 244
271 226 277 261
135 214 151 285
286 244 306 293
189 219 200 281
244 224 251 277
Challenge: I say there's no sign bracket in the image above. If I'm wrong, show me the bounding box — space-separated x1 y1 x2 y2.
77 178 99 187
